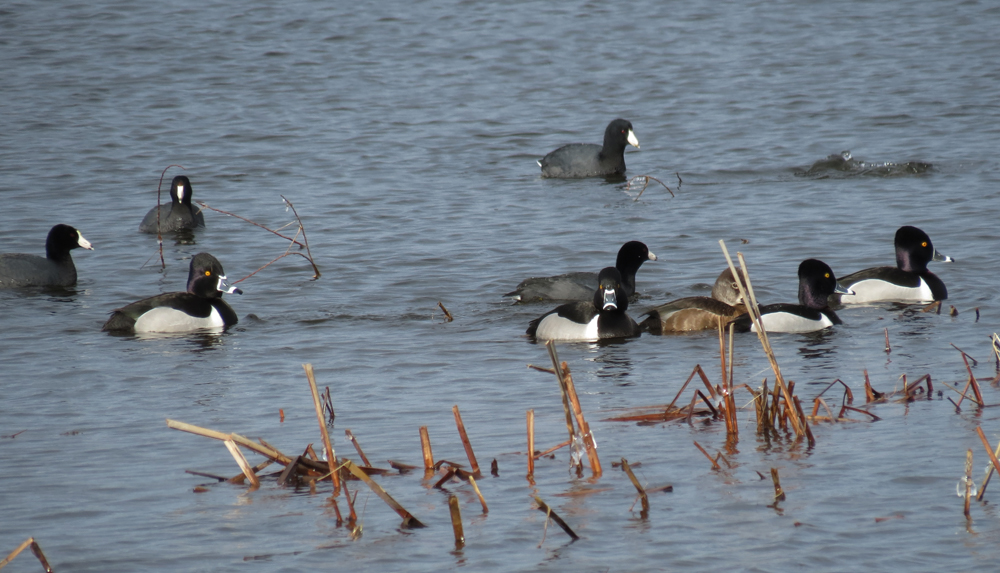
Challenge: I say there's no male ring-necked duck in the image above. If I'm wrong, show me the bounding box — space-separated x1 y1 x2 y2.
139 176 206 233
507 241 656 303
527 267 642 342
102 253 241 333
537 119 639 178
833 225 952 304
731 259 851 333
0 224 94 288
640 268 747 334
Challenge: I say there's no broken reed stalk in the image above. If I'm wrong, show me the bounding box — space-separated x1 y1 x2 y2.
345 429 372 467
693 441 721 470
770 468 786 502
533 496 580 541
964 449 974 520
468 475 489 513
0 537 53 572
719 241 806 439
449 495 465 547
303 364 341 492
341 459 425 528
452 405 481 476
527 409 535 480
621 458 650 516
166 419 293 464
224 439 261 487
560 360 602 477
716 320 739 437
419 426 434 471
544 341 579 453
974 427 1000 502
437 301 454 322
956 348 985 407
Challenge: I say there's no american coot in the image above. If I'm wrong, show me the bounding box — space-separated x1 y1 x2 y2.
731 259 852 333
527 267 641 341
0 224 94 288
139 175 206 233
102 253 241 334
507 241 656 303
640 268 747 334
833 225 952 304
537 119 639 178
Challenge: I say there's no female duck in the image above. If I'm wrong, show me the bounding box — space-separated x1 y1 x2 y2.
0 224 93 288
507 241 656 303
640 268 747 334
833 225 951 304
102 253 241 333
537 119 639 178
731 259 852 333
139 176 206 233
527 267 641 342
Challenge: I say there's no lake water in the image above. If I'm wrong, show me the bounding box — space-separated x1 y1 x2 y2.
3 0 1000 570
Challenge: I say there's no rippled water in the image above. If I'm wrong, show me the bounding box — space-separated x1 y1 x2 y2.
3 0 1000 570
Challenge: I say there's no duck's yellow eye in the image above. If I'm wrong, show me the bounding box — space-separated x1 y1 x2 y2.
204 270 211 276
824 273 830 278
921 241 928 247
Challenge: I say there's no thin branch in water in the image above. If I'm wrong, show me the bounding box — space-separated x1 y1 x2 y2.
153 165 185 269
196 201 306 248
625 174 675 201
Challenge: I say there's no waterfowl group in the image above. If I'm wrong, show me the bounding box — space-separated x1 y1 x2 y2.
0 175 242 335
519 223 952 340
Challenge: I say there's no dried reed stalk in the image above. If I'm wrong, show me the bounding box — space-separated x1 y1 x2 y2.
468 475 489 513
719 241 806 438
448 495 465 547
224 439 261 488
693 441 721 470
621 458 649 516
560 361 602 477
419 426 434 471
0 537 52 572
974 427 1000 502
533 496 580 541
770 468 786 502
964 449 974 520
956 348 985 407
527 409 535 480
345 429 372 467
544 341 579 452
166 419 293 464
453 405 481 476
438 302 454 322
304 364 340 492
341 459 425 528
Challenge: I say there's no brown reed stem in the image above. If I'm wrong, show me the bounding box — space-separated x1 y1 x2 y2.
621 458 650 516
975 427 1000 503
304 364 340 493
544 341 579 464
527 409 535 480
964 449 974 520
419 426 434 471
342 459 425 528
533 496 579 540
770 468 786 501
449 495 465 547
438 302 454 322
693 441 721 470
453 405 481 476
561 361 602 478
344 429 372 467
0 537 53 572
224 439 261 488
166 419 293 464
468 474 489 513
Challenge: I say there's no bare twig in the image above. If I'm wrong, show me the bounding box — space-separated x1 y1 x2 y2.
627 174 675 201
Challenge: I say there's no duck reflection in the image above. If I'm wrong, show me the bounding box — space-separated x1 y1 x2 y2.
585 342 635 385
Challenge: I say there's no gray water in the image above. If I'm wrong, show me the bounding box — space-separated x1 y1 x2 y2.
3 0 1000 570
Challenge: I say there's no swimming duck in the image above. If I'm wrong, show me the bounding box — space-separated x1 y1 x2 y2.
537 119 639 178
833 225 952 304
102 253 241 333
139 176 206 233
507 241 656 303
640 268 747 334
731 259 851 333
526 267 641 341
0 224 93 288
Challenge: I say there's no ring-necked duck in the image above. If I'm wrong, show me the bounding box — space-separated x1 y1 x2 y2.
139 176 206 233
527 267 641 341
731 259 851 333
102 253 241 333
0 224 93 288
537 119 639 178
833 225 952 304
640 268 747 334
507 241 656 303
